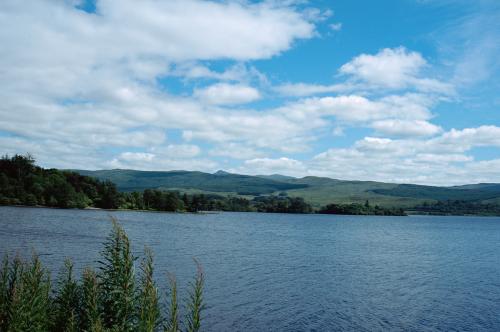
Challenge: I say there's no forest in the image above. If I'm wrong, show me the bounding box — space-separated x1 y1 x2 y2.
318 201 407 216
411 200 500 216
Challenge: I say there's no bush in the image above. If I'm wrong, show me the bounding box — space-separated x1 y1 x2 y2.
0 219 204 332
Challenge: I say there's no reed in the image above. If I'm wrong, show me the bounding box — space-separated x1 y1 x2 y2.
0 219 204 332
53 259 80 332
137 247 160 332
98 218 136 331
186 260 204 332
164 273 179 332
8 254 51 331
81 268 103 332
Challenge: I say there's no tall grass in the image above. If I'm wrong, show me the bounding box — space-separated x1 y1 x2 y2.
0 219 204 332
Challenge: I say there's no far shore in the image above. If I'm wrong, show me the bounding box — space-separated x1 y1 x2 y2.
2 204 500 217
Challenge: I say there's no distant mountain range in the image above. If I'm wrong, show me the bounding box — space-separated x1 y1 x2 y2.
74 169 500 208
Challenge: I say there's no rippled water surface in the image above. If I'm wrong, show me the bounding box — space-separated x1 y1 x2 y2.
1 206 500 331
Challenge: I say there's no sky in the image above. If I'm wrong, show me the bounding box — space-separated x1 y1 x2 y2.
1 0 499 185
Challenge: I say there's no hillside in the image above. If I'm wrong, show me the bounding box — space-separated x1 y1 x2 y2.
372 184 500 202
74 169 500 209
75 169 307 194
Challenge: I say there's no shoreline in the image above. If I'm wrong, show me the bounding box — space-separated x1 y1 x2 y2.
2 204 500 217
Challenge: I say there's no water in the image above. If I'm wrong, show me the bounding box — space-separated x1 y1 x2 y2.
1 206 500 331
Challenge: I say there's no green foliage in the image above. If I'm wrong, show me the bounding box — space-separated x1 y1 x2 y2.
8 254 51 332
76 169 307 194
53 259 81 332
0 219 205 331
81 268 103 332
137 248 160 332
98 219 136 331
412 200 500 216
0 255 10 330
186 261 204 332
318 202 406 216
143 189 184 212
164 274 179 332
252 196 312 213
373 184 500 202
0 154 121 210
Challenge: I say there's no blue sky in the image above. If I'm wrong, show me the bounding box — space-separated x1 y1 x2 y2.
0 0 499 185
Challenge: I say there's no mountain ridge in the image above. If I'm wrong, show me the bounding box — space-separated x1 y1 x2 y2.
73 168 500 208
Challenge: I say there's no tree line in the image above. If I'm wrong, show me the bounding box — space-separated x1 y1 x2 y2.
411 200 500 216
318 201 407 216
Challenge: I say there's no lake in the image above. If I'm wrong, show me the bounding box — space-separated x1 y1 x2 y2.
1 206 500 331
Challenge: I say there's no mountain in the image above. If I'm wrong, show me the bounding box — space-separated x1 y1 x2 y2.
74 169 500 208
256 174 297 181
214 170 232 176
75 169 307 195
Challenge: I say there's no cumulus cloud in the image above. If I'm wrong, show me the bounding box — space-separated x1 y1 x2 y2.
150 144 201 158
308 126 500 185
340 47 426 88
109 144 214 171
209 143 266 160
0 0 321 169
277 93 434 125
339 47 454 94
371 119 442 137
273 47 453 97
194 83 261 105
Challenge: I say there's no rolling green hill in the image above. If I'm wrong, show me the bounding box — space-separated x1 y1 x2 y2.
372 184 500 202
74 169 500 209
75 169 307 194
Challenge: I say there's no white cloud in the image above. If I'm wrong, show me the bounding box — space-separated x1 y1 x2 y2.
339 47 454 94
278 93 434 125
307 125 500 185
194 83 261 105
173 63 268 85
95 0 316 61
431 125 500 151
0 0 318 160
372 119 442 137
150 144 201 158
340 47 426 88
413 153 473 164
109 144 214 171
274 47 454 97
118 152 155 163
274 82 346 97
209 143 266 160
109 155 217 172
